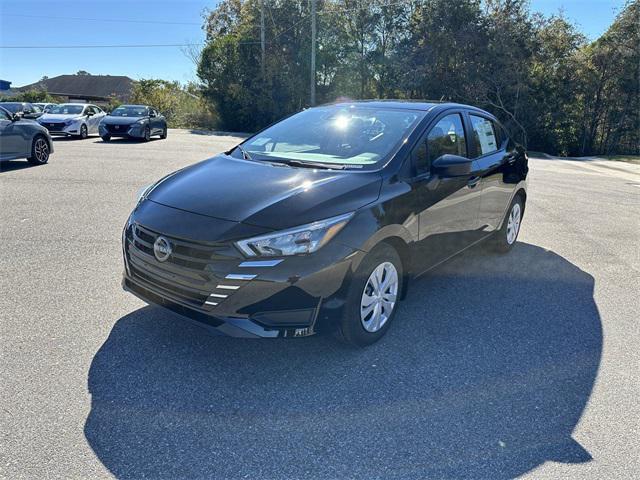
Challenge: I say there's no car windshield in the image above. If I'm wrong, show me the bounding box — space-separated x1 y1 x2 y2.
0 103 23 113
49 105 84 115
110 106 149 117
239 106 425 169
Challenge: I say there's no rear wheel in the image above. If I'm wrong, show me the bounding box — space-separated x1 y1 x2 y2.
335 243 403 347
27 136 50 165
489 195 524 253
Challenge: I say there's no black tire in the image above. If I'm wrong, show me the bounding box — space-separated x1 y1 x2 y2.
488 194 524 253
160 127 167 139
27 135 50 165
143 126 151 142
101 135 111 142
78 124 88 139
335 243 404 347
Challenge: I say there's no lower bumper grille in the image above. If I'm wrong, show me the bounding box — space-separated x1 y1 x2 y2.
124 223 239 309
106 124 131 133
43 122 66 131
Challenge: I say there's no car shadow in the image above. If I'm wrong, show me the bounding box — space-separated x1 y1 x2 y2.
0 160 43 173
85 242 601 479
94 138 161 144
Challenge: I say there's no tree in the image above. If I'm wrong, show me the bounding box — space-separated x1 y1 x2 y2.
195 0 639 156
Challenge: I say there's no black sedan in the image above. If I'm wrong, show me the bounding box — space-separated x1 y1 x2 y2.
122 101 528 347
99 105 167 142
0 102 43 120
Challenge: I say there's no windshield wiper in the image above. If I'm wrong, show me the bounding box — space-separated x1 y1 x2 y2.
279 159 347 170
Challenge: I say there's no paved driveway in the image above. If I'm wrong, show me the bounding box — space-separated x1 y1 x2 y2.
1 132 638 479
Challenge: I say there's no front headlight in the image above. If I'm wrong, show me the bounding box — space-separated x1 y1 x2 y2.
236 212 354 257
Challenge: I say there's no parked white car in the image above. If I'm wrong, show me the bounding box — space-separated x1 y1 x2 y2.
37 103 106 139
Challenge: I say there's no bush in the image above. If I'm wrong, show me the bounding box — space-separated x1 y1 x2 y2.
130 79 217 129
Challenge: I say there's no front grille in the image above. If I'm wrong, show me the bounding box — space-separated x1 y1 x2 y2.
125 223 241 310
43 122 65 131
106 124 130 133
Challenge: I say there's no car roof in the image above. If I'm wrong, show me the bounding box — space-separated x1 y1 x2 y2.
326 99 491 115
116 104 150 108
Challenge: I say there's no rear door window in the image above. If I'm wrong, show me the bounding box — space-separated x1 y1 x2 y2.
470 115 498 156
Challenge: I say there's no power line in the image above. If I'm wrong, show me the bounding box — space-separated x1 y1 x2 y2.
0 43 206 49
2 14 201 25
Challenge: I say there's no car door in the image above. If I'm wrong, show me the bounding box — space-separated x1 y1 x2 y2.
86 106 99 133
93 106 106 131
466 113 516 231
0 108 21 159
410 111 483 271
149 109 161 134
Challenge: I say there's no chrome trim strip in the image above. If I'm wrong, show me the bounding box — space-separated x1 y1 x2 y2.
205 301 218 306
239 260 284 267
209 293 228 298
217 285 240 290
225 274 257 280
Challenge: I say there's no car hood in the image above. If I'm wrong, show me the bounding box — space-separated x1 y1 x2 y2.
146 155 382 230
102 116 146 125
39 114 83 122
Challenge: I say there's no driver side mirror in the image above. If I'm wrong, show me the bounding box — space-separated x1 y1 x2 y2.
149 112 156 118
86 111 94 117
432 154 473 177
11 113 21 122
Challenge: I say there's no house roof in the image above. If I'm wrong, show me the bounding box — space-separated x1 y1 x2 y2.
18 74 134 100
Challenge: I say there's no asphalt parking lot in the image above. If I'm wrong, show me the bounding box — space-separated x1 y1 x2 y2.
1 130 639 479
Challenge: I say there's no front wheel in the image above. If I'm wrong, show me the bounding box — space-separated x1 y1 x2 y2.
489 195 524 253
160 127 167 139
78 124 88 139
335 243 403 347
101 135 111 142
143 126 151 142
27 136 50 165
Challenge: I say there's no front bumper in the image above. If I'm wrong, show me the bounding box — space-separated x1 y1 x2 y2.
121 204 363 338
100 123 145 138
40 121 82 136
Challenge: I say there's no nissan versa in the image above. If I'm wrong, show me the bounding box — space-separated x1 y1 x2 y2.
99 104 167 142
122 101 528 346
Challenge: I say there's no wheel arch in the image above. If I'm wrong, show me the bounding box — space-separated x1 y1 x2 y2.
378 236 412 300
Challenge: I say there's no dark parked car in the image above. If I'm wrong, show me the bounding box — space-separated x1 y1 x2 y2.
34 102 57 113
99 105 167 142
122 101 528 346
0 106 53 165
0 102 43 120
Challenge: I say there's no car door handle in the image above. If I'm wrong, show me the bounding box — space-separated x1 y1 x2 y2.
467 176 481 189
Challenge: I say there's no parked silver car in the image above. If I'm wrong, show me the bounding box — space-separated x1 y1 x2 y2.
37 103 106 139
0 106 53 165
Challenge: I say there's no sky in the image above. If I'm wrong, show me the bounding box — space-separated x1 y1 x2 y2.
0 0 629 88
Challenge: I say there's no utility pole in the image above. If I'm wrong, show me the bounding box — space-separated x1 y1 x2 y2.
260 0 266 77
310 0 317 106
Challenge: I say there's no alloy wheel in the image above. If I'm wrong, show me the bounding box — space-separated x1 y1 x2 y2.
360 261 399 333
34 138 49 163
506 202 521 245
